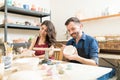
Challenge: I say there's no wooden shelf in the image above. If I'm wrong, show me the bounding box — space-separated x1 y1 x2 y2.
80 13 120 22
0 5 50 17
0 23 40 30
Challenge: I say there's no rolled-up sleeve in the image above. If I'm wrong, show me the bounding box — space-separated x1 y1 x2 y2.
89 39 99 64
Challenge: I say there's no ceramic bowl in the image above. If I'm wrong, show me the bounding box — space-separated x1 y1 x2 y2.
63 45 76 55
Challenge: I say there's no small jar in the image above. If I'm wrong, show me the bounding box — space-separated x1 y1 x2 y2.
31 4 36 11
7 0 12 6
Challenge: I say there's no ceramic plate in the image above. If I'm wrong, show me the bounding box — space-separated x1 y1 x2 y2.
8 71 42 80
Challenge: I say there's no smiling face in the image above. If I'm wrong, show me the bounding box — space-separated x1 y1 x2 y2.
66 22 82 39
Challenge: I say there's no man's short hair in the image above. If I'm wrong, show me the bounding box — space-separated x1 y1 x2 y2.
65 17 80 26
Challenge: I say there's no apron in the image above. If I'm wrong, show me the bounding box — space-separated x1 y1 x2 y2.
69 41 88 64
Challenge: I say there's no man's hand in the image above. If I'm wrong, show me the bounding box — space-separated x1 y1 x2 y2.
63 47 79 61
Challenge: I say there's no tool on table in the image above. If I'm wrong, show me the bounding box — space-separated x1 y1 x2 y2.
33 48 61 65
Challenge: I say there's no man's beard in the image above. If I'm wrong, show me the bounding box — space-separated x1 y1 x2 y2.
71 32 79 39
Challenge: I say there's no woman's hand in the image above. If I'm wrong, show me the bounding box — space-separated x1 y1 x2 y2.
61 44 66 53
32 53 36 57
48 45 54 57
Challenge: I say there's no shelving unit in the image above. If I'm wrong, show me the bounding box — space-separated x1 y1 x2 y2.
0 23 39 30
80 13 120 22
0 5 50 17
0 0 51 42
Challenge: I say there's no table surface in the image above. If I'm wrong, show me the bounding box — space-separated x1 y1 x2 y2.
3 58 112 80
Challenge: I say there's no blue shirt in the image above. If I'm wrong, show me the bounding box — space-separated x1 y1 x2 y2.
66 32 99 64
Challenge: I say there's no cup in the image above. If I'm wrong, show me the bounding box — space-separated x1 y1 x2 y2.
2 55 12 69
23 4 29 10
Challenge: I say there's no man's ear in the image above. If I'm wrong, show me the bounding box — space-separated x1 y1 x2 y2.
80 24 83 29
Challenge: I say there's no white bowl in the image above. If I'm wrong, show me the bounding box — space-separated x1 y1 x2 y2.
63 45 76 55
14 57 39 64
14 58 40 70
21 50 35 56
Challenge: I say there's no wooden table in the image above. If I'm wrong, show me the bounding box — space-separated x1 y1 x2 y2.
3 58 112 80
99 53 120 80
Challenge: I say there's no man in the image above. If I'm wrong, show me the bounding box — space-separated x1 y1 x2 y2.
63 17 99 66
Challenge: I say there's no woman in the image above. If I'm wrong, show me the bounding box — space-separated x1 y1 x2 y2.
29 20 56 59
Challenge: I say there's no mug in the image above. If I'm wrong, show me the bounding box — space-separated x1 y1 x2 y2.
23 4 29 10
2 55 12 69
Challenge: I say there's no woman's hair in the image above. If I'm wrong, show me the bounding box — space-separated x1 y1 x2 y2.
41 20 56 47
